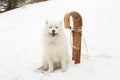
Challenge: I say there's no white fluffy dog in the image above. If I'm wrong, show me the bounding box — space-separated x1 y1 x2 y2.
38 20 69 73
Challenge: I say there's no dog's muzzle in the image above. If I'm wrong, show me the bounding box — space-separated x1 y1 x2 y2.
51 30 57 37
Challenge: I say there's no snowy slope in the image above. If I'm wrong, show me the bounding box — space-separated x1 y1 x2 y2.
0 0 120 80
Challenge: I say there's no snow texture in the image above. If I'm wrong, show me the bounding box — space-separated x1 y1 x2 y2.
0 0 120 80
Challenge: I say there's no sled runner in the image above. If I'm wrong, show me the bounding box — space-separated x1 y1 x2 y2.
64 11 82 64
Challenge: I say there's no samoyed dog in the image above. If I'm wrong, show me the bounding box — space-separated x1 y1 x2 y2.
38 20 69 73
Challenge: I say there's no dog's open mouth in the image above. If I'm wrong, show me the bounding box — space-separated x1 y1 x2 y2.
50 32 57 37
52 32 57 37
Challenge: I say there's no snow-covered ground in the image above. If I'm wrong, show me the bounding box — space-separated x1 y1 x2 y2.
0 0 120 80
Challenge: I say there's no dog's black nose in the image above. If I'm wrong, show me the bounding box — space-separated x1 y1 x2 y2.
52 30 55 33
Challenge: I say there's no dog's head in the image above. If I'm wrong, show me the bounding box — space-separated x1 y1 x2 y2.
45 20 62 37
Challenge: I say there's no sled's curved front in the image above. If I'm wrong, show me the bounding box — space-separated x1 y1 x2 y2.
64 11 82 64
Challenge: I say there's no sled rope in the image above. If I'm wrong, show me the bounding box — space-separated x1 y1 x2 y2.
82 34 90 59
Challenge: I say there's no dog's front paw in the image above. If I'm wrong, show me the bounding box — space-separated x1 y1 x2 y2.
47 69 54 73
61 67 68 72
61 64 68 72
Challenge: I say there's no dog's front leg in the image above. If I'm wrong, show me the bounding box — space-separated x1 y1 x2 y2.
47 61 54 73
61 60 68 72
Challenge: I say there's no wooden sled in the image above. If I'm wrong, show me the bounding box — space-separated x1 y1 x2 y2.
64 11 82 64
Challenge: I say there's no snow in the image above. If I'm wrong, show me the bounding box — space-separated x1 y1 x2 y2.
0 0 120 80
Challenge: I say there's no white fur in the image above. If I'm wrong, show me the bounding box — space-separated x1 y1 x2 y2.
39 20 69 73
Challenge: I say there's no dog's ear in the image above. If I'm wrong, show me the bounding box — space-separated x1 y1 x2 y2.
46 20 48 24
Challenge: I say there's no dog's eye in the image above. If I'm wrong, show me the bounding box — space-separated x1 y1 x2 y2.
55 27 58 28
49 27 52 28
